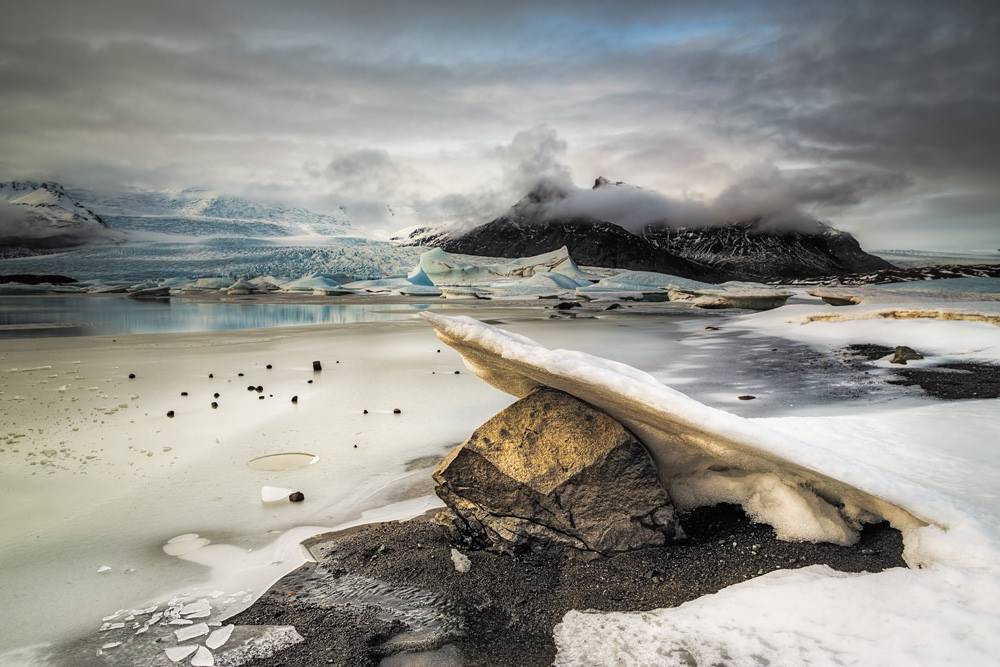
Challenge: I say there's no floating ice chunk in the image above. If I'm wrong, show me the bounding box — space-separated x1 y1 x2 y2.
279 273 355 295
100 642 121 650
593 270 713 291
164 535 211 556
164 645 198 662
97 565 112 574
179 599 211 616
206 624 234 650
397 284 442 296
99 622 124 631
168 618 194 625
174 622 209 641
260 486 294 503
191 646 214 666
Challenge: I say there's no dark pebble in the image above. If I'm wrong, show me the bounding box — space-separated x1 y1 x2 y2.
705 326 720 331
289 491 305 502
181 391 188 396
238 372 244 377
738 395 756 401
166 410 174 418
247 385 255 391
256 386 263 392
393 408 401 414
307 380 313 384
211 401 218 409
291 396 298 403
266 364 273 369
363 409 368 414
312 361 322 371
128 373 135 379
353 444 358 448
209 373 214 378
213 392 220 399
259 396 265 400
454 370 461 375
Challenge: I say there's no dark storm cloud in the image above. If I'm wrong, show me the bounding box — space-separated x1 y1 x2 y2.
0 0 996 248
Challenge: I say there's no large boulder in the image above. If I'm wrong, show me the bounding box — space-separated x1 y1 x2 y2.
433 388 675 557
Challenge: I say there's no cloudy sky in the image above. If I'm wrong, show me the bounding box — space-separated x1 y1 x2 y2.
1 1 997 249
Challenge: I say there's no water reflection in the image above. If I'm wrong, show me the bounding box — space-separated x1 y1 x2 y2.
0 296 432 338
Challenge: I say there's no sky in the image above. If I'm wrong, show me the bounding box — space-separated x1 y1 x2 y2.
0 0 997 250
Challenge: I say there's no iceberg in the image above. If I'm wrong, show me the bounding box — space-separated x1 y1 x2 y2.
416 246 598 286
279 273 356 295
666 286 792 310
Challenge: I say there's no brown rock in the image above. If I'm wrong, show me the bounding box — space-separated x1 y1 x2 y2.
433 388 674 557
891 346 924 365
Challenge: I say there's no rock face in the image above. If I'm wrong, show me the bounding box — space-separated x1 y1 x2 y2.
433 388 675 557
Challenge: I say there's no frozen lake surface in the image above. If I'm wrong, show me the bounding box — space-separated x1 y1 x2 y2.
0 296 433 338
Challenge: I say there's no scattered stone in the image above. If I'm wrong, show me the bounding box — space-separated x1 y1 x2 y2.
258 396 265 400
238 372 244 377
312 361 323 371
891 346 924 365
393 408 401 414
705 326 720 331
255 386 263 393
213 392 220 399
166 410 175 418
289 491 305 502
363 409 368 414
128 373 135 379
266 364 273 369
737 395 756 401
291 395 298 403
434 388 674 557
307 379 313 384
211 402 218 409
454 370 460 375
181 391 188 396
247 385 255 391
450 548 471 574
209 373 214 378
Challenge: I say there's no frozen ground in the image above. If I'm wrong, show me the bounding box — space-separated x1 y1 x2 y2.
0 294 996 665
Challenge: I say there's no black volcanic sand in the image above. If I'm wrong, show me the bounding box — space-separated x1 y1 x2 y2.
230 505 905 667
843 344 1000 399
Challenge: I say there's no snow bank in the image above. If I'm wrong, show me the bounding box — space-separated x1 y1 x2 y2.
739 301 1000 363
422 312 928 547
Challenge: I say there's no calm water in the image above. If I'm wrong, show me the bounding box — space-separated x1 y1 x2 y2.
0 296 434 338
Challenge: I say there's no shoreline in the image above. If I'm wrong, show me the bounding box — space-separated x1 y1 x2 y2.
230 505 905 666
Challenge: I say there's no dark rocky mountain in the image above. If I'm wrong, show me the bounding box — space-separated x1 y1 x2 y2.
395 177 893 281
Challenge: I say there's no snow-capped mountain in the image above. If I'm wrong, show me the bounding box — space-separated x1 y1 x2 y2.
73 186 352 237
393 177 892 280
0 181 114 252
